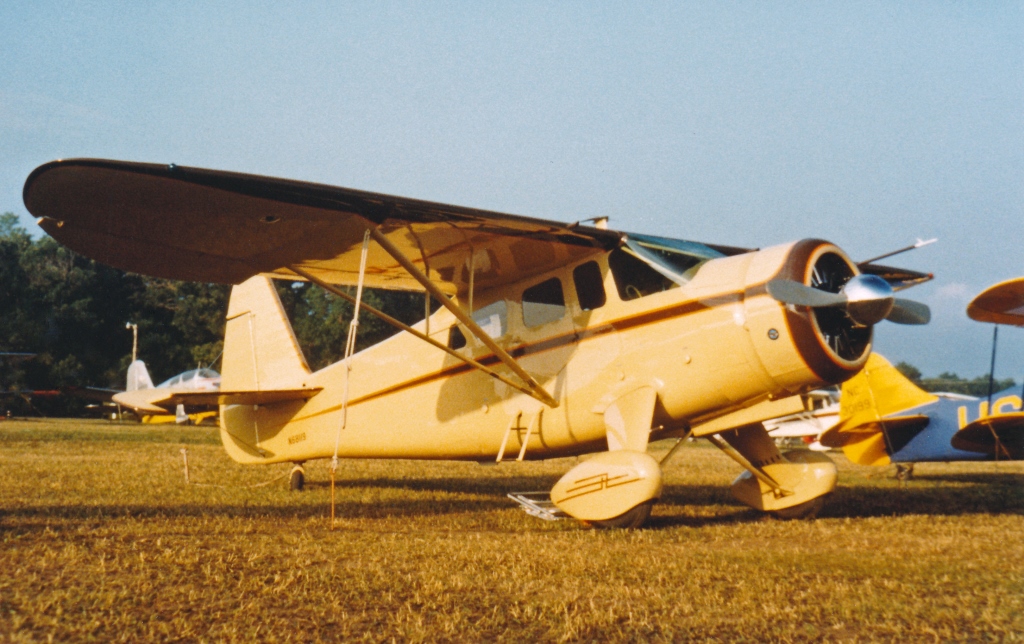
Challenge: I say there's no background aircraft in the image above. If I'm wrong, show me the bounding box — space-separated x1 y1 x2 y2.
819 353 1021 478
763 389 839 450
821 277 1024 475
112 360 220 424
24 158 933 527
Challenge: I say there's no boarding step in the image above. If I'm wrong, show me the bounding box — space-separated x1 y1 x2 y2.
507 491 568 521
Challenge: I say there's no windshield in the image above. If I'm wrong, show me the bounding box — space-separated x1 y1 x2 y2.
158 368 220 388
625 234 725 282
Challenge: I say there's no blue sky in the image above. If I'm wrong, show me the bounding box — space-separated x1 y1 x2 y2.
1 2 1021 377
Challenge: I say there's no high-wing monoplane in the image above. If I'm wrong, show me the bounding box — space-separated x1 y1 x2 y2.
24 159 933 526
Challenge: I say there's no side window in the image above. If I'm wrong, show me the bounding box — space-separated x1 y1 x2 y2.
572 261 606 311
608 249 678 301
448 326 466 349
448 300 508 349
522 278 566 327
473 300 507 338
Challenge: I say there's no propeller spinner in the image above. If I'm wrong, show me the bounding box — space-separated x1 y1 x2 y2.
767 274 930 327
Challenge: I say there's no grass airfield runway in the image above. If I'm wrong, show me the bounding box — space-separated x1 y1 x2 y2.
1 419 1022 642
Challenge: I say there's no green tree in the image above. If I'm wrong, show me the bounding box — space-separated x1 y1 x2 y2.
275 281 430 371
895 361 922 382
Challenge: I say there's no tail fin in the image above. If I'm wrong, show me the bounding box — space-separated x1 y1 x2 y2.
819 353 937 465
125 360 154 391
222 276 310 391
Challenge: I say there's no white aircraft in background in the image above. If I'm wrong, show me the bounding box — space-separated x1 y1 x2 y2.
763 389 840 451
113 360 220 424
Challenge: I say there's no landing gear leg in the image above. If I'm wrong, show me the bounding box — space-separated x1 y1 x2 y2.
289 463 305 491
895 463 914 482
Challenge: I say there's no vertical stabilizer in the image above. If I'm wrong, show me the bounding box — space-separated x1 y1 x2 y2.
125 360 154 391
222 276 310 391
838 353 936 427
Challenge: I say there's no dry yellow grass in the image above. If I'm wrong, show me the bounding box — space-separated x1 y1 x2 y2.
2 418 1023 642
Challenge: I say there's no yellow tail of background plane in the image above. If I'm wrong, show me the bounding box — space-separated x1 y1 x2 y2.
819 353 936 465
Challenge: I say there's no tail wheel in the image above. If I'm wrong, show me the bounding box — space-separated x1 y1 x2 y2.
592 501 654 529
769 495 826 520
289 464 305 491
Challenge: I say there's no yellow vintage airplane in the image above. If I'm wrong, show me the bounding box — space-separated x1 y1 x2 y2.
24 159 932 527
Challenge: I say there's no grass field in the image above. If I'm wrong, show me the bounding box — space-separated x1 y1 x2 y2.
2 418 1022 642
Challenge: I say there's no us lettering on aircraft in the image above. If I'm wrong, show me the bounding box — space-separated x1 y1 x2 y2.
24 159 933 527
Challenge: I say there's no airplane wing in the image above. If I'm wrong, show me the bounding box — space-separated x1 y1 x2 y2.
24 159 624 295
967 277 1024 327
857 263 934 291
951 413 1024 459
64 385 121 403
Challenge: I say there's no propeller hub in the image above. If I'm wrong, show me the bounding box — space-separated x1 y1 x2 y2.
841 274 894 327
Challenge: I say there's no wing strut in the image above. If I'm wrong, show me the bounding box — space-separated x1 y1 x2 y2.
367 227 559 408
288 265 556 404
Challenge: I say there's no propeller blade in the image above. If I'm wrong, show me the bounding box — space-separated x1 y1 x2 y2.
886 299 931 325
766 280 846 308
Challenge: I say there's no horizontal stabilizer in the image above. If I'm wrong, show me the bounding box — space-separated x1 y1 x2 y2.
820 414 931 447
951 413 1024 459
168 388 323 408
819 415 931 468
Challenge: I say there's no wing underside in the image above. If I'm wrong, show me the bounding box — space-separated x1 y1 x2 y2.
967 278 1024 327
952 413 1024 459
24 159 620 295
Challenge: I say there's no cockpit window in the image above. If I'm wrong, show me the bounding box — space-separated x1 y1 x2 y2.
448 300 508 350
573 261 606 311
157 368 219 388
522 277 566 327
473 300 508 337
609 249 676 301
609 234 724 301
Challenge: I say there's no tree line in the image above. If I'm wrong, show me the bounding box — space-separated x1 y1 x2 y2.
894 362 1016 397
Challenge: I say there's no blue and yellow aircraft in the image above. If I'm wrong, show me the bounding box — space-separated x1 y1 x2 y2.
821 278 1024 471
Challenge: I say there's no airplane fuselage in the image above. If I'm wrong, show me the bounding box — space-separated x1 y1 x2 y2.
218 238 869 465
